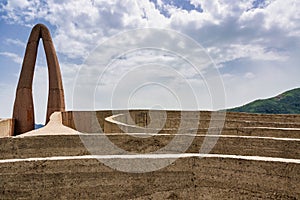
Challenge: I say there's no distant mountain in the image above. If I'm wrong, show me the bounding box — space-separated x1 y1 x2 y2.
228 88 300 114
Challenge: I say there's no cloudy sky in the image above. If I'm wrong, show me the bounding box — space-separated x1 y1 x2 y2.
0 0 300 124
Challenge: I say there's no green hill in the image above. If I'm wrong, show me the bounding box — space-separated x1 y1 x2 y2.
228 88 300 114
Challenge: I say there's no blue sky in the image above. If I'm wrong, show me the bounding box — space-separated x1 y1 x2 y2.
0 0 300 124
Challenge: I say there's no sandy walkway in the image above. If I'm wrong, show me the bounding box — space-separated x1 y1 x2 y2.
17 112 80 137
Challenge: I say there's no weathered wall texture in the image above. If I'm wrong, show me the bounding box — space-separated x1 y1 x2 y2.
0 119 14 137
0 157 299 199
0 134 299 160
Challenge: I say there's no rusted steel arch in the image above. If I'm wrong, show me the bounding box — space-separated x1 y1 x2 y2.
13 24 65 135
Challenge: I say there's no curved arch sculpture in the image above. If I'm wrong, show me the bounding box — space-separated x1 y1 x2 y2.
13 24 65 135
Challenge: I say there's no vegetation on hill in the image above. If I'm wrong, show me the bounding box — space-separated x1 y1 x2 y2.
228 88 300 114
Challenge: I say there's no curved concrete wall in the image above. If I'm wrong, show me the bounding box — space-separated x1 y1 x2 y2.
87 111 300 139
108 110 300 128
59 110 300 141
1 134 299 160
0 156 299 199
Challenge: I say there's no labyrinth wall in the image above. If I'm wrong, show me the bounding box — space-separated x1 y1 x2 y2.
1 156 299 199
1 110 300 199
61 110 300 133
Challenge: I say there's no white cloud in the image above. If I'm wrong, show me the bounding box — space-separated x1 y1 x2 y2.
265 1 300 30
5 38 26 47
3 0 30 10
42 0 169 59
192 0 252 22
1 0 48 24
2 0 298 63
208 43 288 65
1 0 300 116
240 0 300 31
244 72 255 79
0 52 22 64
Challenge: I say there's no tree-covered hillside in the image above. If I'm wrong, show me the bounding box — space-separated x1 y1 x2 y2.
229 88 300 114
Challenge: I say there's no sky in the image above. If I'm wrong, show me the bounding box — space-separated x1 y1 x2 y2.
0 0 300 124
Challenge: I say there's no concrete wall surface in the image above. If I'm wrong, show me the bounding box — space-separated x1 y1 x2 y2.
0 134 299 160
0 119 14 137
61 110 300 134
0 157 299 199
